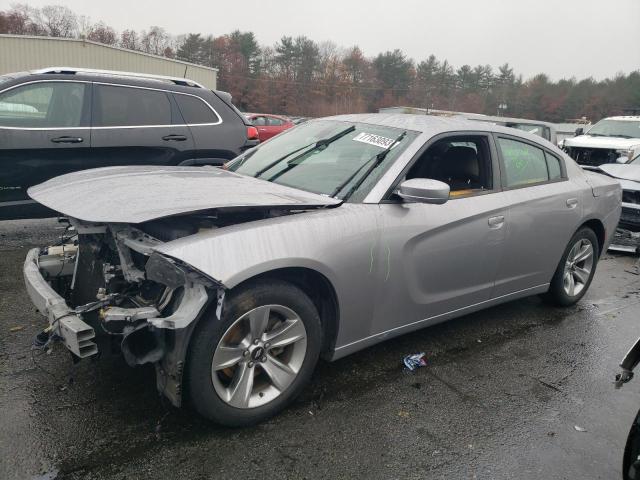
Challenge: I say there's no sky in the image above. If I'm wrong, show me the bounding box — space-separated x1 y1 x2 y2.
3 0 639 80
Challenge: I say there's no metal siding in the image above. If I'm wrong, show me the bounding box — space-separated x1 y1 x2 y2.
0 35 217 89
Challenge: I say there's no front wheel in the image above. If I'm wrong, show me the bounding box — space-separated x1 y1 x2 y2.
546 227 599 306
186 279 322 426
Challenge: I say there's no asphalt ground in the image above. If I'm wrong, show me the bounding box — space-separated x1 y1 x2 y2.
1 218 639 480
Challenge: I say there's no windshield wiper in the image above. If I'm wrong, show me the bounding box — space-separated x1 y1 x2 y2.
612 134 633 139
330 131 407 200
253 125 355 179
266 125 357 182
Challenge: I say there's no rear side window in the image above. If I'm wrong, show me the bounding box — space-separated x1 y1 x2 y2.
94 85 172 127
545 152 562 180
267 117 284 126
497 137 549 187
251 116 266 126
174 94 219 124
0 81 86 128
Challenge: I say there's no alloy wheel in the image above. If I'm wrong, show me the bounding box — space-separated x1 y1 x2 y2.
562 238 594 297
211 304 307 409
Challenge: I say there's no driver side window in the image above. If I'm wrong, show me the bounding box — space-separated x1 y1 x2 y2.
0 81 86 128
404 135 494 198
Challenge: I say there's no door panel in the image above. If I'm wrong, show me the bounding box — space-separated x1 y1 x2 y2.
492 135 583 296
373 193 508 334
90 83 194 167
493 182 583 296
0 80 91 219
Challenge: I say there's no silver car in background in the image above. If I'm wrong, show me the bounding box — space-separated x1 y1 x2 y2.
23 114 621 426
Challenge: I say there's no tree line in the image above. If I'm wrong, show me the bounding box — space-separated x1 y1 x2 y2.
2 3 639 122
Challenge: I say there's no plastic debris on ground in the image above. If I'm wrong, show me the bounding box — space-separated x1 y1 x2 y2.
403 352 428 372
574 425 587 432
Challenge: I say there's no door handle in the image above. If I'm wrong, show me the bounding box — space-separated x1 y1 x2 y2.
162 134 188 141
488 215 505 229
51 136 83 144
566 198 578 209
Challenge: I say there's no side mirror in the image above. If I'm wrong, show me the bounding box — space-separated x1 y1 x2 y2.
617 156 629 164
575 127 584 136
397 178 450 204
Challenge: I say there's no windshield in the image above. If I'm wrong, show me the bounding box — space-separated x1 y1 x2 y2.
228 120 416 201
507 123 551 141
586 119 640 139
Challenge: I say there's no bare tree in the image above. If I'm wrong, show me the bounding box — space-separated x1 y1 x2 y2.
1 4 43 35
140 26 170 55
120 29 139 50
40 5 78 38
87 21 117 45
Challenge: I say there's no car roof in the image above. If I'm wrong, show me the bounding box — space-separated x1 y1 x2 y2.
0 68 208 95
602 116 640 121
458 113 556 128
322 113 561 151
325 113 527 135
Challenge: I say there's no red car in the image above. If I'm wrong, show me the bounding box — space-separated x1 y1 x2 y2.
245 113 294 142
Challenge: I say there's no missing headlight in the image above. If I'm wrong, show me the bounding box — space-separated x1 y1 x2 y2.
145 252 219 290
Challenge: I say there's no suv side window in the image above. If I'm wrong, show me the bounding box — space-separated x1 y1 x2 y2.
94 84 172 127
174 94 220 125
497 137 551 188
0 81 86 128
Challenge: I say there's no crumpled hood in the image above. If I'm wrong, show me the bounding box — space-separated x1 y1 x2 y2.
598 164 640 184
28 166 341 223
564 135 640 150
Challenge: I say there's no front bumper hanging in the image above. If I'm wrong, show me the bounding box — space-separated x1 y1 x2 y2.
23 248 98 358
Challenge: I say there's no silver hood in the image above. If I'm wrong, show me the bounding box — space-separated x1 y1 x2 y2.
28 166 341 223
598 164 640 183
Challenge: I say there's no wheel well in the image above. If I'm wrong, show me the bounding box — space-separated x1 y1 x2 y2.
580 219 605 256
232 268 340 355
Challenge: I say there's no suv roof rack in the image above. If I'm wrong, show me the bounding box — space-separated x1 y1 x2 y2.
31 67 206 89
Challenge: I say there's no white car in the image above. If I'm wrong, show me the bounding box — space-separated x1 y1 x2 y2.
563 116 640 169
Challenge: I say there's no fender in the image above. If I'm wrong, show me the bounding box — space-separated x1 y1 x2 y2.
155 203 384 349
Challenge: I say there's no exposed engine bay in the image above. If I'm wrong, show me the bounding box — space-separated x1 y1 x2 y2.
25 207 298 405
564 146 620 168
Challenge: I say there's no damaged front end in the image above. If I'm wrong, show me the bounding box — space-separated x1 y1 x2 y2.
612 189 640 253
596 167 640 254
23 219 223 406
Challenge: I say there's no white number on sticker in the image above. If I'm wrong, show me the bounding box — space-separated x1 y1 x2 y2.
353 132 396 149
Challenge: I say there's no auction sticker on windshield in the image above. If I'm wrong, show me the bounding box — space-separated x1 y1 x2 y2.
353 132 397 149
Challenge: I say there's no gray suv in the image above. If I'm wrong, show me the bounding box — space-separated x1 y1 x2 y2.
0 67 259 220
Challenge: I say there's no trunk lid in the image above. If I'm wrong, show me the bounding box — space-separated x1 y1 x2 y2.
28 166 341 223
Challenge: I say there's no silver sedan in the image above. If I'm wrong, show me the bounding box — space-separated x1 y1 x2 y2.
24 114 621 426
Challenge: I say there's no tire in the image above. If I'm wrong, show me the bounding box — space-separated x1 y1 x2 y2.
546 227 599 306
186 279 322 427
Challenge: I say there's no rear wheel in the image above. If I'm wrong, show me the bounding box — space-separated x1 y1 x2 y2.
187 279 322 426
546 227 599 306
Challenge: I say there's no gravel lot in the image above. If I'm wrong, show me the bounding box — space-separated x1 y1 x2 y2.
1 219 639 480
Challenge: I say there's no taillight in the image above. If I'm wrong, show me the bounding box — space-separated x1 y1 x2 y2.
247 126 259 140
